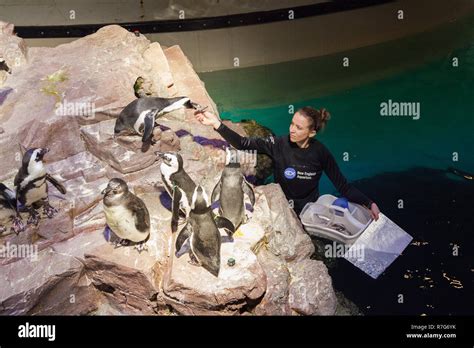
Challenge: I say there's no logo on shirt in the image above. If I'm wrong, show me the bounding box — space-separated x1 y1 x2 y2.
284 167 296 179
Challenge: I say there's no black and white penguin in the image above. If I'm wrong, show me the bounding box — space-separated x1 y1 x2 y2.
0 59 11 74
175 185 234 277
156 151 197 233
114 96 202 144
212 148 255 232
0 183 25 234
102 178 150 252
14 148 67 225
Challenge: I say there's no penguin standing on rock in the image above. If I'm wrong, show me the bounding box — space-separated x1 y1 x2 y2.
212 148 255 232
114 96 203 145
14 148 67 226
175 185 234 277
156 151 197 233
0 183 25 234
102 178 150 252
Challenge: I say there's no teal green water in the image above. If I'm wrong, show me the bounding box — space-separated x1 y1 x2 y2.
200 16 474 193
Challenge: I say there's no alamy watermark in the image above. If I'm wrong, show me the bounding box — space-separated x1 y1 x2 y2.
380 99 420 120
0 242 38 261
324 241 365 262
55 98 96 117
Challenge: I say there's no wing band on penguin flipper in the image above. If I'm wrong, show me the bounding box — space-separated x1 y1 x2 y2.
142 110 158 143
46 174 67 194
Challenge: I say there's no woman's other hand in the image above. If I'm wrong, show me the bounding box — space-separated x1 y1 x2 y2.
370 202 380 221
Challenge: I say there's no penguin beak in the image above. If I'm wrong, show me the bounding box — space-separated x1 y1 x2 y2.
155 151 165 159
101 187 111 195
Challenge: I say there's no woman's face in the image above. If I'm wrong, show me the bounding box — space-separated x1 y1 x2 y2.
289 112 316 143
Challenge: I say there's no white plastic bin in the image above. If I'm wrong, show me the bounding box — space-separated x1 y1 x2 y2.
299 194 372 244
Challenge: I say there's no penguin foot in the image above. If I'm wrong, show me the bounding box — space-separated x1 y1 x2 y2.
27 212 40 226
134 242 148 253
188 253 200 266
43 203 58 219
11 216 26 235
113 239 130 249
0 225 6 234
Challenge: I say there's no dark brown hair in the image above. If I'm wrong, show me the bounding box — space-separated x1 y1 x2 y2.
298 106 331 132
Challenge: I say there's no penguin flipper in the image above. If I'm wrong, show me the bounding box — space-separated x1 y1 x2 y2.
142 110 157 143
211 177 222 203
192 234 220 277
215 216 235 235
0 184 17 211
128 195 151 234
171 186 183 233
46 174 67 195
175 223 192 257
242 177 255 206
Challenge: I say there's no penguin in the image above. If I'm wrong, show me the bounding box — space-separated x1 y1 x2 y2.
114 96 203 145
102 178 150 252
14 148 67 226
0 183 25 234
211 148 255 233
175 185 234 277
0 59 11 74
156 151 197 233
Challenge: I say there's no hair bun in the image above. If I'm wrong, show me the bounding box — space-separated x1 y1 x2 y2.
320 108 331 121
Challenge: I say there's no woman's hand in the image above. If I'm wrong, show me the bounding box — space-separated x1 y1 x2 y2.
195 110 221 130
369 202 380 221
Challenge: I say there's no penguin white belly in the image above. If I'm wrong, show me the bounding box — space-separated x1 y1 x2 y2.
104 204 144 242
25 179 48 205
133 110 151 134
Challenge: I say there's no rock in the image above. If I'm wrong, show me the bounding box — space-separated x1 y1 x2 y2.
287 259 337 315
164 45 219 117
142 42 176 96
162 225 266 315
0 22 340 317
256 184 315 262
0 249 84 315
0 21 28 73
84 254 159 315
18 115 85 163
80 119 180 174
254 248 292 315
0 132 22 183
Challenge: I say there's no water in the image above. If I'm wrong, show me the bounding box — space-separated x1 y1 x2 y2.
199 15 474 315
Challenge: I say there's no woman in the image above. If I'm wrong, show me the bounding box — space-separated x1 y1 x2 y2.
195 107 380 220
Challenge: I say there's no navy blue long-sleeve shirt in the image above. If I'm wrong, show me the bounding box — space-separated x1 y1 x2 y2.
216 122 373 214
